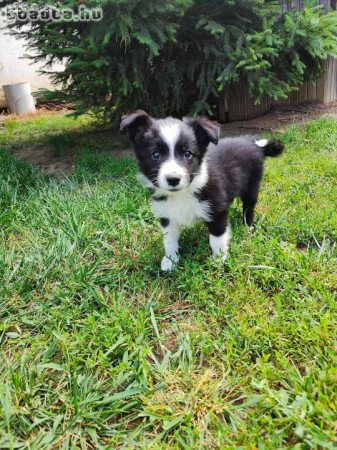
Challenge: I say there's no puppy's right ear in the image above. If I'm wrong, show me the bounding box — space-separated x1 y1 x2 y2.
120 110 152 142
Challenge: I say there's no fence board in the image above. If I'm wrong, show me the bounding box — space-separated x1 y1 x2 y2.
316 72 325 102
325 59 332 103
298 83 308 102
237 81 247 121
289 91 299 105
325 57 337 102
227 86 236 122
246 91 256 120
307 80 317 101
218 91 227 122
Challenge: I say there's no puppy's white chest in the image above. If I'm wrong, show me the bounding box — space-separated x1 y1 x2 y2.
151 190 211 226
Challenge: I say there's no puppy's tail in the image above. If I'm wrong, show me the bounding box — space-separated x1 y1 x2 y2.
255 139 284 157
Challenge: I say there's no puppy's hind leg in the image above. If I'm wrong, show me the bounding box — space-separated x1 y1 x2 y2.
207 213 231 261
160 218 180 271
241 177 261 227
242 193 258 227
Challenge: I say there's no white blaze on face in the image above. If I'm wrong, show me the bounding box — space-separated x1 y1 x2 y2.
158 123 189 190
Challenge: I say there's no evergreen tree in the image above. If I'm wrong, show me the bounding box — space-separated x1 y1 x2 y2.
1 0 337 123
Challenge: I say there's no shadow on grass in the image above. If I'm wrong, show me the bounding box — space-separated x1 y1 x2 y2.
42 128 130 157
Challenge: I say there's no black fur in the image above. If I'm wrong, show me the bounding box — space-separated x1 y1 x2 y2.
183 116 220 146
153 195 168 202
195 136 284 227
160 218 169 228
262 139 284 157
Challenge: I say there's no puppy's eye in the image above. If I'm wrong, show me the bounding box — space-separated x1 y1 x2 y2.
151 150 161 160
184 150 193 159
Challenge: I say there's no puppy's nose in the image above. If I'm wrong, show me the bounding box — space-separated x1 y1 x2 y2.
166 176 181 187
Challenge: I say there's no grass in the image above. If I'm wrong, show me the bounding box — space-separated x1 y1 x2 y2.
0 114 336 449
0 113 128 158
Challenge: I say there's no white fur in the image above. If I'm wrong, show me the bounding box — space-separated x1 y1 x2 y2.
209 225 231 259
161 256 176 271
159 123 180 156
157 123 188 190
158 159 189 190
255 139 269 148
161 220 180 271
151 160 210 226
189 159 209 192
152 190 211 227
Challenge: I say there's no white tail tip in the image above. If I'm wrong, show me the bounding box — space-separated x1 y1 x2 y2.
255 139 269 148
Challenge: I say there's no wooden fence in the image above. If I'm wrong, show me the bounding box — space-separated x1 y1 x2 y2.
282 0 332 11
219 58 337 122
218 0 337 122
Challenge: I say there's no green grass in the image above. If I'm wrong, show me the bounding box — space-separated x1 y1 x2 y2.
0 114 336 449
0 114 128 157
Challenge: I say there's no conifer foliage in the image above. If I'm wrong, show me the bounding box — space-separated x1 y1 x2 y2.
1 0 337 122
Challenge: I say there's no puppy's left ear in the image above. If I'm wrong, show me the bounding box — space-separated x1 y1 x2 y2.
183 116 221 147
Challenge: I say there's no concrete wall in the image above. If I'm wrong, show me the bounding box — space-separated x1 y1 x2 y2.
0 22 64 107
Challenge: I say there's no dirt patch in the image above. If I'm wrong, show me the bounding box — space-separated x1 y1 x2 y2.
9 129 134 180
2 100 337 177
13 143 76 180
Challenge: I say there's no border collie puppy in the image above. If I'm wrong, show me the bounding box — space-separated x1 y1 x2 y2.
120 110 284 271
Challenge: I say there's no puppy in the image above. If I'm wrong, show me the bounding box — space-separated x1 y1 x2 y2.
120 110 284 271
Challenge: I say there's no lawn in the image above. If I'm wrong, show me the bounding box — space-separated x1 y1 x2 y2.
0 114 336 449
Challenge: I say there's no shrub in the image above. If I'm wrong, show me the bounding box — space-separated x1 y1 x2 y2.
1 0 337 123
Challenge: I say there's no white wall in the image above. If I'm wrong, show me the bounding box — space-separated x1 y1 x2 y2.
0 21 64 106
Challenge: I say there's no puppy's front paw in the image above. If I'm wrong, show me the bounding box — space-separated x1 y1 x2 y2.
212 252 228 263
220 253 228 263
161 255 178 272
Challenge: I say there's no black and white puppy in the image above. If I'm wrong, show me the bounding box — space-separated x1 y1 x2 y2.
120 110 284 271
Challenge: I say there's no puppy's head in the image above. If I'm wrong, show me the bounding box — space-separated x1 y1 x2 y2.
120 110 220 192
